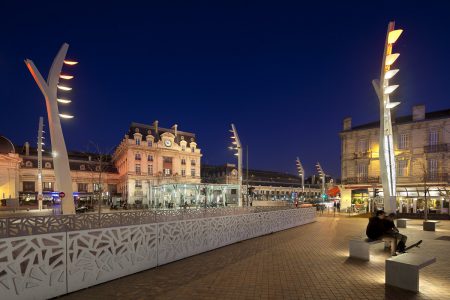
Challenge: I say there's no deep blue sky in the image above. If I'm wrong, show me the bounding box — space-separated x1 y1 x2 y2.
1 1 449 178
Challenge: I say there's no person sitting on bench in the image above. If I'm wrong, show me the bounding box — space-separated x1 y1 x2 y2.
383 213 407 253
366 210 386 241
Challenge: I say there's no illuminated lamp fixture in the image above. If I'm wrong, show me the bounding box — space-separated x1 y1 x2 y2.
229 123 243 206
60 74 74 79
386 102 401 109
371 21 404 214
57 98 72 104
384 85 399 95
63 60 78 65
384 69 399 80
57 85 72 91
59 113 74 119
385 53 400 66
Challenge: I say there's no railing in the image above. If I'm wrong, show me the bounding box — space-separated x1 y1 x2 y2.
342 176 380 184
424 143 448 153
0 206 296 238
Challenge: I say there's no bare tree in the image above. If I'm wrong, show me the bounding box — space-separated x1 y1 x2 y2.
85 142 114 215
415 160 431 221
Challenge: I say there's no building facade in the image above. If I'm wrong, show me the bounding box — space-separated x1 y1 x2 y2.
112 121 202 204
202 163 324 202
340 105 450 213
0 136 120 207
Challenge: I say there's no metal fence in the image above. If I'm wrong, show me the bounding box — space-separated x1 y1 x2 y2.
0 206 296 238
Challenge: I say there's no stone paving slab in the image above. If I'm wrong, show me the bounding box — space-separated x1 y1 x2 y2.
61 216 450 300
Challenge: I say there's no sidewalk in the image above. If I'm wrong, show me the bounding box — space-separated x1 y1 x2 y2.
61 216 450 299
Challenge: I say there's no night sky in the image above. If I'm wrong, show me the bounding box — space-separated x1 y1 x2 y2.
1 1 449 178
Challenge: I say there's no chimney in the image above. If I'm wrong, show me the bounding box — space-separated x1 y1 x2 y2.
343 117 352 131
172 124 178 137
153 120 159 135
25 142 29 156
413 105 425 121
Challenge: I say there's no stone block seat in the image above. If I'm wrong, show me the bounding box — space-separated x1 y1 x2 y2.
349 237 383 261
423 220 439 231
396 218 409 228
386 253 436 292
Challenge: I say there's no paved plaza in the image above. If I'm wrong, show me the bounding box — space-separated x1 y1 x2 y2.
61 215 450 300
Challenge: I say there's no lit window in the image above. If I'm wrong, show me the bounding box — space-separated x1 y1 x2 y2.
43 182 53 191
396 160 408 177
398 133 409 150
164 168 171 176
93 183 101 192
358 139 369 152
135 164 141 175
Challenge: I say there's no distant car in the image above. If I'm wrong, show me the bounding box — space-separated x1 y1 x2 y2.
75 206 88 213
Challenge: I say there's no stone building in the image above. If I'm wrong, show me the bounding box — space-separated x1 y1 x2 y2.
112 121 202 204
202 163 323 201
339 105 450 213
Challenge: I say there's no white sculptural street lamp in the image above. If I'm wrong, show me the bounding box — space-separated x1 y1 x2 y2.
25 43 77 214
229 124 243 207
296 157 305 198
372 22 403 214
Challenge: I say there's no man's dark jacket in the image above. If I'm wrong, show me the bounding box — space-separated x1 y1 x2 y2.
366 216 385 240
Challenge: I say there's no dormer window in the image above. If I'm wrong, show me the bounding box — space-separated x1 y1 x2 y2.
80 164 86 171
191 147 195 153
45 162 52 169
25 161 33 167
135 138 141 145
133 132 142 146
148 140 153 147
95 166 101 172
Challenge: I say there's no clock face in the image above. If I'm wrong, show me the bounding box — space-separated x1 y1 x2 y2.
164 139 172 147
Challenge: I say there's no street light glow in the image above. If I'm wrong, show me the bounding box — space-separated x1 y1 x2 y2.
57 98 72 104
388 29 403 44
384 85 399 95
59 74 74 79
384 69 399 80
386 102 401 109
385 53 400 66
59 114 74 119
57 85 72 91
63 60 78 65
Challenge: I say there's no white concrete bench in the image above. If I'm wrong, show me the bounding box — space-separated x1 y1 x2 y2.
396 218 409 228
349 238 383 260
386 253 436 292
423 220 439 231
